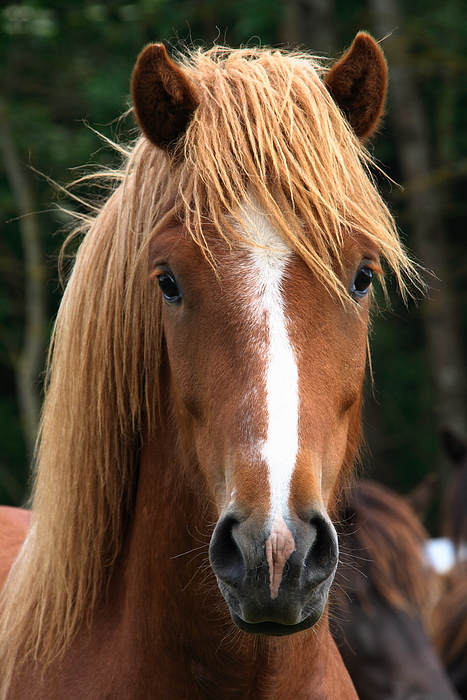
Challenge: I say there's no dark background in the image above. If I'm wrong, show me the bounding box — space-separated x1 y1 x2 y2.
1 0 466 532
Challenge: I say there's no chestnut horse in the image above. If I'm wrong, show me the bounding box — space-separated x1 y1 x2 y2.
0 35 418 699
332 481 460 700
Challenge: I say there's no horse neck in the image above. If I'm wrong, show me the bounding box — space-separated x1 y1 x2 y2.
113 407 356 700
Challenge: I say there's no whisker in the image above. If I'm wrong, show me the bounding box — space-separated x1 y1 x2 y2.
170 544 208 560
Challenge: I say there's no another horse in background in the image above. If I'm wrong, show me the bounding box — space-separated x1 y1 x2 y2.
0 35 419 699
432 565 467 699
332 480 459 700
431 429 467 698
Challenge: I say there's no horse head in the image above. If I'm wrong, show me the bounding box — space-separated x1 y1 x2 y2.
131 35 388 635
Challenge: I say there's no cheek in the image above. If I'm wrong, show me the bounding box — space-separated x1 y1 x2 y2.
284 257 370 392
290 296 369 502
161 303 266 450
162 315 229 493
160 312 202 426
161 304 224 419
294 305 369 412
331 298 370 390
335 331 368 413
319 411 355 496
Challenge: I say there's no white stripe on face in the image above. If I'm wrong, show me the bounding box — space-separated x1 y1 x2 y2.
241 202 300 522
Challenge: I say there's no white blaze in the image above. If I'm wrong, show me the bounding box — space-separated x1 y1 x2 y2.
242 203 300 520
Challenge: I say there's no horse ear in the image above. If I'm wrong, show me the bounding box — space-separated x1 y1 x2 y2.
131 44 199 151
325 32 388 140
440 427 467 465
404 472 438 518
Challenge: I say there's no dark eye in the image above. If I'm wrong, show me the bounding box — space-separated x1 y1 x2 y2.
157 271 181 303
351 266 373 299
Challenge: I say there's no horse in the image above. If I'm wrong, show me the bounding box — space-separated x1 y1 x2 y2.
431 564 467 699
430 429 467 698
0 34 420 699
331 480 460 699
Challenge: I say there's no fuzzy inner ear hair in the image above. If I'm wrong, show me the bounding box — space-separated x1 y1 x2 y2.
131 43 199 151
325 32 388 141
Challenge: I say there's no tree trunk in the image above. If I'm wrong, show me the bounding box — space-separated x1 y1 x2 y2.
368 0 467 479
281 0 337 55
0 98 47 459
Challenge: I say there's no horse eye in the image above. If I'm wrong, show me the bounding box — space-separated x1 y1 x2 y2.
351 266 373 299
157 272 181 303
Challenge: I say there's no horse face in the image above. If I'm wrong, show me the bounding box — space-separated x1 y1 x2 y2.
151 204 374 635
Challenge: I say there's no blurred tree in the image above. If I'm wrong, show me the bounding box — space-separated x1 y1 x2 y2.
368 0 467 485
281 0 337 54
0 97 46 459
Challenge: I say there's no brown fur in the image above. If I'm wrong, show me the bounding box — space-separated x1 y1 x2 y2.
432 565 467 668
336 481 435 615
325 33 388 140
332 482 458 700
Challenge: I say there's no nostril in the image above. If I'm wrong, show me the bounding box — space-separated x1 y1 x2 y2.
209 516 246 587
303 516 338 582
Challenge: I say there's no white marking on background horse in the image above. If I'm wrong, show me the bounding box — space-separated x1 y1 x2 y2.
241 201 298 598
425 538 457 574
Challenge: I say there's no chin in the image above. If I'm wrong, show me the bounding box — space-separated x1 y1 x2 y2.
230 612 320 636
224 578 332 637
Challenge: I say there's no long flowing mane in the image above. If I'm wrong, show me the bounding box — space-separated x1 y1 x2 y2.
0 45 419 691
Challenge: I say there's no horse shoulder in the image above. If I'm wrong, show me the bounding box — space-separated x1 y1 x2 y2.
0 505 31 589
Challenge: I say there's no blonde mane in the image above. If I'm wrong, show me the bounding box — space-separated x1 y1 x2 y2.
0 45 419 692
